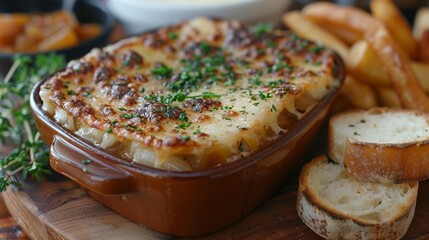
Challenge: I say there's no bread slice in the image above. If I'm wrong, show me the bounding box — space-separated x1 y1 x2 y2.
328 107 429 183
297 155 418 240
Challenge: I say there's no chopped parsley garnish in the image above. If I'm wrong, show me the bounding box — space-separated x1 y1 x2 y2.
168 32 178 40
121 113 134 119
238 141 244 152
176 122 192 130
269 62 292 73
291 33 299 41
82 159 92 165
199 92 221 99
82 90 91 97
309 45 325 53
300 40 309 49
267 40 276 48
193 127 202 135
67 90 76 95
266 79 284 88
181 135 191 141
199 41 212 55
162 92 188 104
106 127 112 133
313 60 323 66
249 76 262 86
123 124 141 131
252 22 272 37
270 104 277 112
145 91 220 105
151 63 172 79
179 112 188 122
353 131 360 136
258 91 273 100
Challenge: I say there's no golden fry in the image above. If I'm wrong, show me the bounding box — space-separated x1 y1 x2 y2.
368 28 429 111
414 7 429 41
304 2 429 112
341 76 378 110
347 40 389 86
370 0 417 58
411 61 429 93
303 2 383 42
418 30 429 63
282 11 349 59
376 87 401 108
348 40 429 92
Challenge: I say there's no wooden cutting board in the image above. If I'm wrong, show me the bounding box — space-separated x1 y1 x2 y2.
2 171 429 240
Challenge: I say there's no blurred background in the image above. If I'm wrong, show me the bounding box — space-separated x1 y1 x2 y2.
296 0 428 21
104 0 428 35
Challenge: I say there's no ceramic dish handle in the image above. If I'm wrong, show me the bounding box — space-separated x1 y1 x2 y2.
50 135 136 195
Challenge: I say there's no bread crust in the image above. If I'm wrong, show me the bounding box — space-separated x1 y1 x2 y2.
297 155 418 240
329 107 429 183
344 137 429 183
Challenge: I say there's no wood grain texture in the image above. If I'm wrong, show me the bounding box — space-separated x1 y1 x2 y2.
2 173 429 240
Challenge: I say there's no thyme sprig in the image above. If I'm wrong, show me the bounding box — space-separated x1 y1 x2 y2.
0 54 65 191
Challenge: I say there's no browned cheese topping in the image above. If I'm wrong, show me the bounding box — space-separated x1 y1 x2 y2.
40 18 340 171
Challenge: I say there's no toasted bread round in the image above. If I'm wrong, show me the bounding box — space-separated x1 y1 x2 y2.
328 107 429 183
297 155 418 240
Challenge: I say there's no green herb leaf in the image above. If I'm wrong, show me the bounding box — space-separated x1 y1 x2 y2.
151 63 172 79
168 32 178 40
0 54 66 192
82 159 92 165
252 23 272 38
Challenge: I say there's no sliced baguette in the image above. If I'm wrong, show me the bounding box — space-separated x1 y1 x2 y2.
328 107 429 183
297 155 418 240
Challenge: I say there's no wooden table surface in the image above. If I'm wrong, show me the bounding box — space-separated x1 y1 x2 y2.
1 172 429 240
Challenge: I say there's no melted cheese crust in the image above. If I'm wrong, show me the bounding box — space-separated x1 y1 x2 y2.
40 18 340 171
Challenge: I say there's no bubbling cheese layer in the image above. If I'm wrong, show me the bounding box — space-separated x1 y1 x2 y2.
40 17 341 171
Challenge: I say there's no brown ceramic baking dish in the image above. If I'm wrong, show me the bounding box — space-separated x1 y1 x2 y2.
30 55 345 237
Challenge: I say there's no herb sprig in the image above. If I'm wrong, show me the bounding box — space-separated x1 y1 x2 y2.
0 54 65 191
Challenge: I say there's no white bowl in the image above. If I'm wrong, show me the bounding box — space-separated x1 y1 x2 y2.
106 0 292 34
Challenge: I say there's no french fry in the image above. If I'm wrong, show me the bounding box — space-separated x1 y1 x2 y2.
282 11 349 59
419 30 429 63
376 87 401 108
411 61 429 93
370 0 417 59
282 12 379 110
303 2 429 112
413 7 429 41
368 28 429 111
347 40 390 86
316 24 361 46
348 40 429 93
302 2 383 42
341 76 378 110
